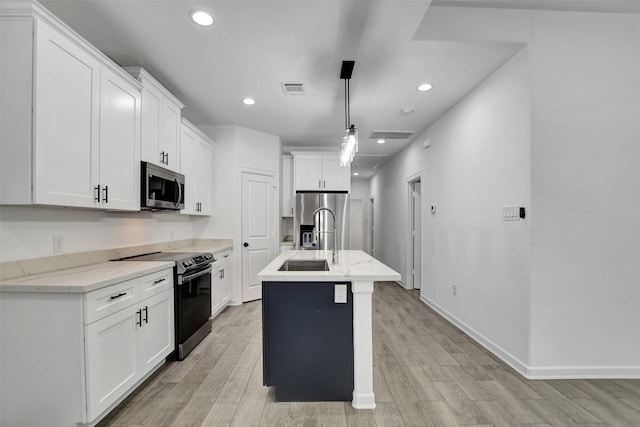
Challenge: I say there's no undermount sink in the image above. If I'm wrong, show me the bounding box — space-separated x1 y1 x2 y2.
278 259 330 272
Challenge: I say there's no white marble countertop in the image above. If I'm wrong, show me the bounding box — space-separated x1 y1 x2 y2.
0 261 174 293
257 250 401 282
0 239 233 293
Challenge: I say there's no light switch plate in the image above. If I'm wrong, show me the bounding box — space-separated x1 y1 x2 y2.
334 284 347 303
503 206 520 221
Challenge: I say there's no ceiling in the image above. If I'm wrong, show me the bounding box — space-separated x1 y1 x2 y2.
39 0 639 178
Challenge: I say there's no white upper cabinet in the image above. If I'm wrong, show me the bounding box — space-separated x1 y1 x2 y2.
98 67 141 210
292 152 350 192
180 119 212 215
0 5 141 210
124 67 184 173
31 20 101 208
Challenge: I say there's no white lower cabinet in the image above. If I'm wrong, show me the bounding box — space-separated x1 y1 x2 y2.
85 304 139 420
212 250 233 317
0 268 174 427
85 287 173 420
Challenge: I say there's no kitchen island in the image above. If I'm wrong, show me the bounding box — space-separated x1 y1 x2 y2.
257 250 400 409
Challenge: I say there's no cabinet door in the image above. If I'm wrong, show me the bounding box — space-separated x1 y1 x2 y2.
281 157 293 217
220 264 233 305
195 137 212 215
322 154 350 192
179 125 197 214
139 289 175 373
33 20 100 208
85 306 138 421
98 67 141 210
211 267 223 316
139 85 162 165
294 155 323 191
161 100 182 172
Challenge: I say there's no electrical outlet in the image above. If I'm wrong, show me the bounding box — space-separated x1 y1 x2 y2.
334 284 347 303
452 284 457 296
53 235 63 253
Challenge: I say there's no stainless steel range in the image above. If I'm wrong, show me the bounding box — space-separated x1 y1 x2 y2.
119 251 214 360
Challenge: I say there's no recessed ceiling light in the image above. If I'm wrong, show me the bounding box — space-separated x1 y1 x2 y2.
242 98 256 105
190 10 214 26
417 83 432 92
353 172 359 176
377 139 386 144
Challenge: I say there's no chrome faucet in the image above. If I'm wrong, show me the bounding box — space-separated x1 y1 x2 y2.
313 207 338 264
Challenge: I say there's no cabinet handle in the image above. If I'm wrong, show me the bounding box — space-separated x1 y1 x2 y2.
94 185 101 202
136 309 142 326
222 269 225 279
102 185 109 203
165 152 169 165
143 306 148 324
110 292 126 300
161 151 165 164
323 180 326 188
153 278 166 285
318 180 321 189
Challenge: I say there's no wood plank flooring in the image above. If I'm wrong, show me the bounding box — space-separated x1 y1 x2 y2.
97 282 640 427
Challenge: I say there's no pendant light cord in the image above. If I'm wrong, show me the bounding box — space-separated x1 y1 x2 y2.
347 79 350 128
344 79 348 130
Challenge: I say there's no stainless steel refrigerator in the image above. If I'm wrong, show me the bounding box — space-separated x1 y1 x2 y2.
295 192 350 251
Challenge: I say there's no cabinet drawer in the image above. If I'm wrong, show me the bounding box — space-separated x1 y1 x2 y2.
140 268 174 299
215 250 233 267
84 279 140 325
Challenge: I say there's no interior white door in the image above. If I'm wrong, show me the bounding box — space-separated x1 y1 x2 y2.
412 181 422 290
241 172 276 302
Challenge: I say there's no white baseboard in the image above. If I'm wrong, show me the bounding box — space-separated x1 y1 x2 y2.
419 295 640 380
527 366 640 379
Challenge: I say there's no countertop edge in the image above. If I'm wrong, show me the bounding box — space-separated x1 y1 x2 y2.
0 261 175 294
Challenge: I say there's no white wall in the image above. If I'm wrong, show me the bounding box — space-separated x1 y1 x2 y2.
370 133 424 280
198 125 281 239
0 206 193 262
372 7 640 377
350 178 370 200
421 48 531 368
528 11 640 375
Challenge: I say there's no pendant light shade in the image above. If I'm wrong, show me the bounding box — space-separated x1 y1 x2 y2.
339 61 357 167
340 125 358 167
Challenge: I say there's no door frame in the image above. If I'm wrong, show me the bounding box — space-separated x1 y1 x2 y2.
235 166 279 304
406 171 422 290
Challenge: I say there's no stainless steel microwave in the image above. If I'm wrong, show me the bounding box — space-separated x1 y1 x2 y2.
141 162 185 211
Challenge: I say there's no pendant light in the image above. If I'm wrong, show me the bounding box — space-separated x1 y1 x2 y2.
339 61 357 167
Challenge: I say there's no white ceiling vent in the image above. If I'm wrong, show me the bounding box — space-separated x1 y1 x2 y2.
281 82 305 95
369 130 416 140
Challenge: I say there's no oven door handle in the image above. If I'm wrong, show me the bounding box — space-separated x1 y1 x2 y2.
179 265 212 284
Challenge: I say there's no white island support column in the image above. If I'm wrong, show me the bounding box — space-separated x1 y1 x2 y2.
351 279 376 409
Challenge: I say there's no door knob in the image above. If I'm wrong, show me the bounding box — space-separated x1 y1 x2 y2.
243 242 249 247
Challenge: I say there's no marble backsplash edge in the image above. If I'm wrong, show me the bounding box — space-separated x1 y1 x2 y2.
0 238 233 280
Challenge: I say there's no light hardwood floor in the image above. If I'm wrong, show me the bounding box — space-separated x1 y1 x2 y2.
98 281 640 427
